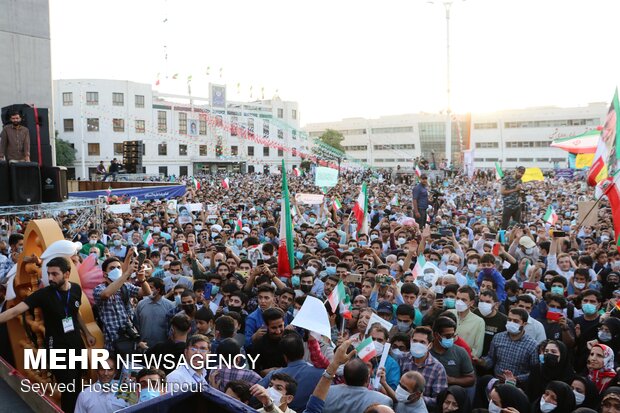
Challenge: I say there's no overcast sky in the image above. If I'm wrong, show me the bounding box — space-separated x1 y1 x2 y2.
50 0 620 125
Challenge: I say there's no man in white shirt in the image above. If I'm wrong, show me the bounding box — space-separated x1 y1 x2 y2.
75 357 128 413
166 334 211 393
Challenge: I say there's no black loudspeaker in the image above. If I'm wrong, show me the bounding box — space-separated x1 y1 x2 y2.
1 104 52 166
10 162 41 205
0 161 10 205
123 140 143 174
40 166 68 202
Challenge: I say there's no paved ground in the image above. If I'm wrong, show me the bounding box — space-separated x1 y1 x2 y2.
0 378 34 413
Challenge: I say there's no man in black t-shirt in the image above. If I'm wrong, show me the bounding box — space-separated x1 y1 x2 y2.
0 257 96 413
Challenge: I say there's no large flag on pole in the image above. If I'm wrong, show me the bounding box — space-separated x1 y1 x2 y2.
327 280 346 312
543 205 558 226
353 182 369 235
277 160 295 278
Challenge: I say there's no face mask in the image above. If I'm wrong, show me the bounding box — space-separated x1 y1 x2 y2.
478 302 494 316
359 241 367 247
307 266 317 275
455 299 469 312
543 353 559 367
397 321 411 332
252 220 260 226
370 234 379 241
550 286 564 295
539 354 545 364
395 385 412 403
263 254 272 260
506 321 521 334
373 341 384 355
89 239 97 245
507 295 517 302
211 232 219 239
153 226 161 233
488 400 502 413
295 251 304 260
446 265 457 274
442 254 450 263
525 247 535 255
182 304 196 314
326 266 336 275
391 349 405 360
267 386 283 407
444 298 456 309
113 240 121 246
174 295 181 306
235 239 244 247
539 399 557 413
211 285 220 296
434 285 445 294
599 330 613 342
195 225 202 231
574 282 586 290
459 223 466 228
410 342 428 358
467 263 478 273
573 390 585 406
139 389 160 402
291 275 300 287
440 337 454 349
107 268 122 282
582 303 597 315
398 238 407 245
300 284 312 294
309 218 316 224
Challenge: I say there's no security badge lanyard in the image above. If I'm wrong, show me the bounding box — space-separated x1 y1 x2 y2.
57 289 75 333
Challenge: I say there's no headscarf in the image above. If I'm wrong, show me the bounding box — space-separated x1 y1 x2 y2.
532 381 575 413
540 340 575 383
600 317 620 354
572 375 601 410
588 343 617 393
601 386 620 409
495 384 531 413
437 385 471 413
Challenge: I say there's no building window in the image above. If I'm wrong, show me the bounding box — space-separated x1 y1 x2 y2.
87 143 100 156
248 146 254 156
179 166 188 176
474 122 498 129
158 143 167 156
86 92 98 105
179 112 187 134
504 118 598 128
179 144 187 156
230 116 238 136
370 126 414 134
157 111 167 132
135 120 145 133
343 145 368 151
199 145 207 156
248 118 254 133
485 158 499 162
292 109 297 120
63 119 74 132
199 118 207 135
519 158 533 162
505 141 551 148
474 142 499 148
62 92 73 106
112 92 124 106
113 143 123 156
230 146 238 156
159 166 168 175
263 146 269 157
135 95 145 108
277 108 284 118
87 118 99 132
263 121 269 137
372 144 415 150
113 118 124 132
278 148 284 157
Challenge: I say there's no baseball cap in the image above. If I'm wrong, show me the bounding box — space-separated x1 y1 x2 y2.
377 301 393 315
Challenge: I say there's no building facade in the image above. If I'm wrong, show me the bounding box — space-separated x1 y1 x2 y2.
53 79 306 179
303 102 609 170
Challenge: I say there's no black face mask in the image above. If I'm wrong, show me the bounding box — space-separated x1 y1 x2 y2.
182 304 196 315
544 353 560 367
228 305 242 313
133 225 140 231
300 285 312 294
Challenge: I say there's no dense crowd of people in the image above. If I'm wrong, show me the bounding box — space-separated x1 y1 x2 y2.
1 164 620 413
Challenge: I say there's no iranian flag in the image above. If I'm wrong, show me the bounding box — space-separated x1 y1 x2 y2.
293 167 302 177
327 280 346 312
192 177 201 190
411 255 426 279
543 205 558 225
234 216 243 233
390 194 399 206
356 337 377 362
353 183 369 235
222 178 230 189
277 160 295 278
495 162 504 180
340 295 352 319
415 165 422 177
143 230 154 247
587 134 608 186
333 198 342 211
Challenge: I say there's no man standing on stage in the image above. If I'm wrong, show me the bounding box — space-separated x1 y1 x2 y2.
412 174 430 228
500 166 525 229
0 111 30 162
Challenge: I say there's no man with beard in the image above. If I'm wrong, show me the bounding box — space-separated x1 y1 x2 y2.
0 111 29 161
0 257 96 412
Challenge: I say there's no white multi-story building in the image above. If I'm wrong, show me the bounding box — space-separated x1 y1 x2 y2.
53 79 305 179
304 102 609 170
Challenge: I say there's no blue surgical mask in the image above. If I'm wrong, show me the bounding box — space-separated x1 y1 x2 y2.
550 286 564 295
291 275 300 287
295 251 304 260
211 285 220 296
582 303 597 315
309 217 317 224
260 217 267 224
444 298 456 309
440 337 454 349
326 266 336 275
359 241 367 247
539 354 545 364
235 239 243 247
107 268 122 282
139 389 161 402
397 321 411 332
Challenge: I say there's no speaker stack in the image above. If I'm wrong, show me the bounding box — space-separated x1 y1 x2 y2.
122 140 143 174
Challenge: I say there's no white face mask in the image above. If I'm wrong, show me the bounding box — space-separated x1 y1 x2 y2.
539 398 557 413
488 400 502 413
525 247 535 255
506 321 521 334
395 385 412 403
574 282 586 289
467 263 478 274
267 386 283 407
573 390 585 405
373 341 384 356
478 302 494 317
455 299 469 312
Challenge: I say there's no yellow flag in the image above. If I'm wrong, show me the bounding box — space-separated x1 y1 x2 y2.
575 153 595 169
521 167 544 182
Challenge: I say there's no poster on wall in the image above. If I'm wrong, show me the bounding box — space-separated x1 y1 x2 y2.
188 119 199 136
210 84 226 108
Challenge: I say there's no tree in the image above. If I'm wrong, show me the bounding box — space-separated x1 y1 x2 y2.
317 129 345 152
300 159 312 172
55 135 76 167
